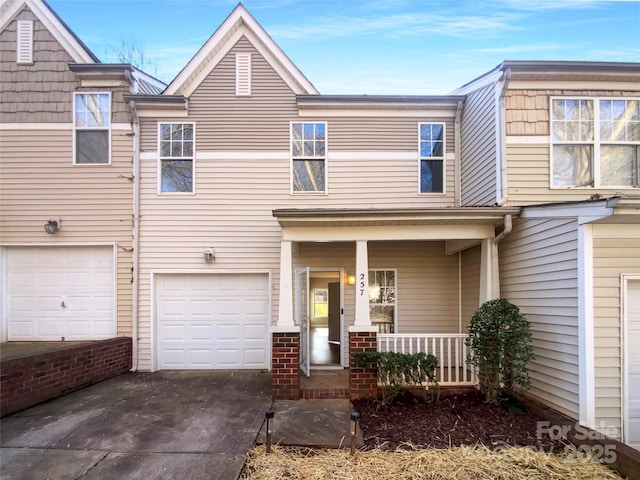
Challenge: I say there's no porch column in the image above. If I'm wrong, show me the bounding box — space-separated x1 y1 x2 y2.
277 240 294 327
354 240 371 327
479 238 495 304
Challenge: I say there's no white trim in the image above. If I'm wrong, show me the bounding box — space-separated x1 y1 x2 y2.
0 122 131 131
16 19 33 64
136 110 189 118
157 121 196 194
298 108 456 118
73 92 112 165
509 80 640 91
578 223 596 428
622 274 640 445
506 135 550 144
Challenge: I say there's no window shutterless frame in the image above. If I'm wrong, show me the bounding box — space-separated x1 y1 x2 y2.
290 121 328 195
418 122 446 194
550 96 640 189
157 122 196 194
73 92 111 165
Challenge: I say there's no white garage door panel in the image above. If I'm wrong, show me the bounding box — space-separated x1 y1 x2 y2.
6 246 115 341
157 274 270 370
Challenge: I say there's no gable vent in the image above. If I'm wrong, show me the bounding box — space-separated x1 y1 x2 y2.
236 53 251 96
16 20 34 64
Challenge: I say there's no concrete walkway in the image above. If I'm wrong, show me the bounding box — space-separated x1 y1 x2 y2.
1 371 272 480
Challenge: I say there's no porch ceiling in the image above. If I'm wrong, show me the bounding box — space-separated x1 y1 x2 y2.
273 207 520 228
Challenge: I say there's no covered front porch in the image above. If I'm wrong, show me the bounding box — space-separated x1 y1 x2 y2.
270 207 519 400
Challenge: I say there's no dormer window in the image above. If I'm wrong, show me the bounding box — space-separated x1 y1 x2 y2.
236 53 251 96
16 20 33 64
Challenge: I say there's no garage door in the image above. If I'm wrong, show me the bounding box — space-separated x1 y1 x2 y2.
6 246 115 340
156 273 270 369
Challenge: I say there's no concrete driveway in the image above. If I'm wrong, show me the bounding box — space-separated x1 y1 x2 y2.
0 371 272 480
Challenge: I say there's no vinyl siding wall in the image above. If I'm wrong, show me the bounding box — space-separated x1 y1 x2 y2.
136 39 461 370
460 83 497 206
505 89 640 206
461 244 481 331
499 216 580 419
592 224 640 438
0 7 134 336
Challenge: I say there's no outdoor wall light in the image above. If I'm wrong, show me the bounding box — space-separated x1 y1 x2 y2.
44 219 59 234
203 247 215 263
347 273 356 285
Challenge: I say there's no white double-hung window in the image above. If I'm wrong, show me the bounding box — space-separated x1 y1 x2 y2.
419 123 445 193
551 98 639 188
159 123 195 193
291 122 326 193
74 93 110 164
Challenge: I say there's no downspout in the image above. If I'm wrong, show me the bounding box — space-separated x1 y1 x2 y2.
129 99 140 372
454 100 463 207
491 214 512 299
496 68 511 206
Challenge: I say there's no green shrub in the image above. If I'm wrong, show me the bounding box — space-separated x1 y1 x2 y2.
466 298 534 403
353 351 439 404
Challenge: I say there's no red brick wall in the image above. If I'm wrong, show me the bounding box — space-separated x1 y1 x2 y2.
349 331 378 400
0 337 132 417
272 332 300 400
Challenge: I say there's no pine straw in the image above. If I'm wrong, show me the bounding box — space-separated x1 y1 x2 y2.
241 444 622 480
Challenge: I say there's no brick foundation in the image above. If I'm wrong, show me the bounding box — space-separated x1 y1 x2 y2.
349 330 378 400
0 337 132 417
272 331 300 400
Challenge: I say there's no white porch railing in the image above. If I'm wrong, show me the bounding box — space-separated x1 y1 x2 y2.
377 333 477 386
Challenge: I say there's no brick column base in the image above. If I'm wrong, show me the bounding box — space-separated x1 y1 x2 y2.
272 331 300 400
349 330 378 400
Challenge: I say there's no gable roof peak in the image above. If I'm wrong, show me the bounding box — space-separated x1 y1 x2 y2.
164 3 318 96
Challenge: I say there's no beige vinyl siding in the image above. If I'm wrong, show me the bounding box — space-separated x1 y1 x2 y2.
499 217 580 419
505 89 640 206
592 224 640 439
1 7 76 123
460 83 498 206
0 128 135 336
461 244 481 330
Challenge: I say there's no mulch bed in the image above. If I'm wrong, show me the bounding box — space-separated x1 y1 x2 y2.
352 389 562 451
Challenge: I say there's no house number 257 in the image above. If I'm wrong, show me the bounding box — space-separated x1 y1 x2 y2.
359 273 366 296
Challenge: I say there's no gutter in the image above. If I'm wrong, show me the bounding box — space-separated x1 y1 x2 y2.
491 214 513 299
454 100 463 207
496 68 511 206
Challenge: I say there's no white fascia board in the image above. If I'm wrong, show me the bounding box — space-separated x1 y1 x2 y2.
282 224 495 242
297 108 456 118
165 5 317 96
519 201 613 221
508 80 640 92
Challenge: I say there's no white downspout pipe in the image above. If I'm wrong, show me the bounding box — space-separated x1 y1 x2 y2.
454 100 463 207
496 68 511 206
491 214 512 299
129 99 140 372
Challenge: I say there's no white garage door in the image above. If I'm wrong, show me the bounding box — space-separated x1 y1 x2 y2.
6 246 115 340
156 273 270 369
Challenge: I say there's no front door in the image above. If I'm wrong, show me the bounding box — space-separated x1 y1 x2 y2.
625 278 640 449
296 267 310 377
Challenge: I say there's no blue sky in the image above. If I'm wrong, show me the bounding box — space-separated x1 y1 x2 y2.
47 0 640 94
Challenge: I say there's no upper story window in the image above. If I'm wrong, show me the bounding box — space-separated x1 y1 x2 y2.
159 123 194 193
291 122 326 193
369 269 396 334
419 123 445 193
74 93 110 164
16 20 33 64
551 98 639 188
